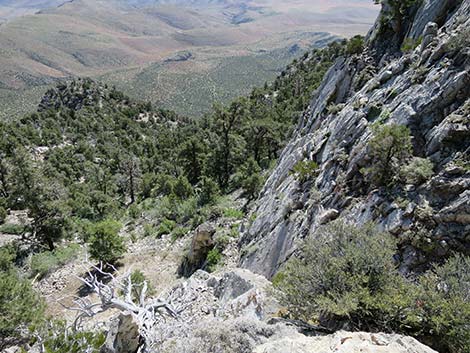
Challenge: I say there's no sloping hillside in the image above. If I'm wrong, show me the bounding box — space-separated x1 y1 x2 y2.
240 0 469 277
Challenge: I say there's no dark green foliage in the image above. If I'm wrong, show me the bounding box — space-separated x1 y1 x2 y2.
198 177 220 206
87 220 125 264
414 255 470 353
363 124 412 187
173 176 193 200
0 269 45 347
346 35 365 55
0 206 6 224
235 158 263 201
0 245 16 271
156 218 176 237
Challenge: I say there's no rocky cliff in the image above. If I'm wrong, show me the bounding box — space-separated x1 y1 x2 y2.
240 0 470 278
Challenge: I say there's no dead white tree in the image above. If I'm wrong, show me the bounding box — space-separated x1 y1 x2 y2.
58 261 186 352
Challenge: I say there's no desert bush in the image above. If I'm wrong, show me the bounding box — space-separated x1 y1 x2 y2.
291 160 319 183
363 124 412 187
39 321 105 353
173 197 198 224
156 218 176 237
87 220 125 264
401 157 434 184
447 27 470 52
173 176 193 200
206 248 222 272
401 37 422 52
274 221 410 329
171 226 190 242
346 35 365 55
0 245 15 271
275 220 470 352
413 255 470 353
223 208 244 220
143 223 156 237
0 223 25 235
30 244 80 278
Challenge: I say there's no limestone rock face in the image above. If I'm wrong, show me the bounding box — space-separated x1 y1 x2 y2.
101 312 140 353
253 331 438 353
239 0 470 278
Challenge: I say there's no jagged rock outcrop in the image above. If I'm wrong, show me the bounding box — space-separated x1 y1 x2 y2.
240 0 470 278
178 223 216 277
149 269 437 353
253 331 438 353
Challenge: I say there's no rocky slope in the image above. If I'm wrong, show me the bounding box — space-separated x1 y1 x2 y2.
239 0 470 278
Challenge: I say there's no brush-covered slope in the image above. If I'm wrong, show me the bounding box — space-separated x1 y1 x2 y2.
240 0 470 278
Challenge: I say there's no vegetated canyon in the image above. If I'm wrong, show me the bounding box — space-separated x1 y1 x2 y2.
0 0 469 353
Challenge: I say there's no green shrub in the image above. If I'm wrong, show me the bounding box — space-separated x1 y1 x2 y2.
223 208 244 219
0 207 6 225
154 173 175 197
346 35 365 55
274 221 409 328
171 226 190 242
198 177 220 206
0 270 45 344
0 245 15 271
156 218 176 237
235 158 263 201
401 37 422 53
173 176 193 200
447 27 470 52
127 204 140 219
40 321 105 353
291 160 319 183
30 245 80 278
414 255 470 353
275 220 470 352
143 223 156 237
173 196 198 224
87 220 125 264
362 124 412 187
401 157 434 184
0 223 25 235
206 248 222 272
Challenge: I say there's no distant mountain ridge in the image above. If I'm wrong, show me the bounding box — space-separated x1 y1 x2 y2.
0 0 378 119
